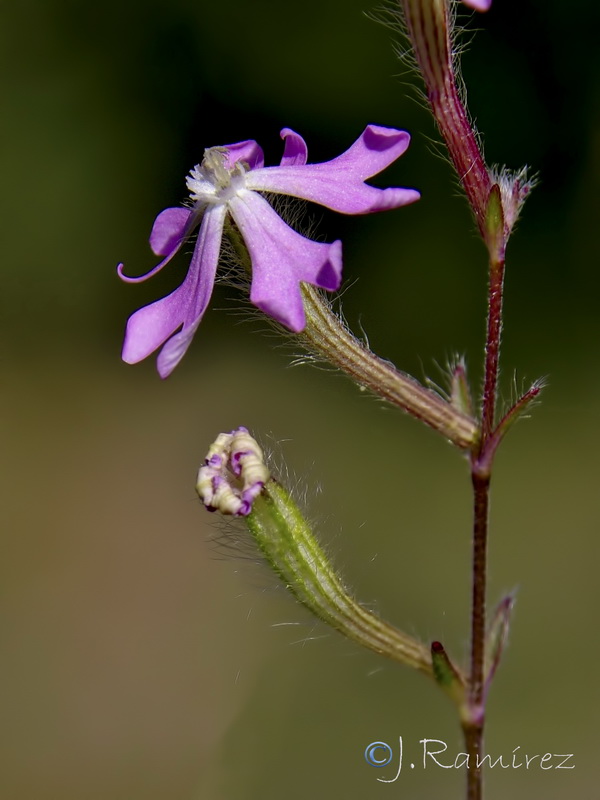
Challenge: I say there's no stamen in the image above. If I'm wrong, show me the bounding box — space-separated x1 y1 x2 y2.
202 147 231 188
186 147 247 203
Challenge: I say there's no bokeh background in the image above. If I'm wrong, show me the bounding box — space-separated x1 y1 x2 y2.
1 0 598 797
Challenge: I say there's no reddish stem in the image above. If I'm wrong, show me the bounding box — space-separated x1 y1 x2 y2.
481 261 506 442
431 83 492 236
464 256 505 800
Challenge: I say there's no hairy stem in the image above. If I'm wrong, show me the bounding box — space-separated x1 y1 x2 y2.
464 256 505 800
224 216 478 448
301 284 478 448
481 262 505 441
249 483 435 675
464 470 489 800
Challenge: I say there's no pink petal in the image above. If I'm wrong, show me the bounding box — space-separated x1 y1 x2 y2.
228 191 342 331
246 125 420 214
279 128 308 166
462 0 491 10
314 125 412 179
118 207 193 285
121 205 226 377
223 140 264 170
150 207 192 255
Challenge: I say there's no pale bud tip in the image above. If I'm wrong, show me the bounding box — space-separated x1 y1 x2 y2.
196 427 270 516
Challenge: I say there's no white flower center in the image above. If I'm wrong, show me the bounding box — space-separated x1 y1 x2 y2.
186 147 247 205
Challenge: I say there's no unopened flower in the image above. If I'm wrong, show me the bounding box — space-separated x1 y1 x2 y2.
118 126 419 377
195 427 433 674
196 427 269 517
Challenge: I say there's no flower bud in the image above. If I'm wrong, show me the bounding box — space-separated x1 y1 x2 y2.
196 427 269 517
196 429 435 675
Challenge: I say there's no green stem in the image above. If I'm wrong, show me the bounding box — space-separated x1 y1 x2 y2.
248 482 434 674
300 284 478 448
224 218 478 449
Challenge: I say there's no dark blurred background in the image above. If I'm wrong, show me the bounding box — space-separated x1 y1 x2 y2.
1 0 598 798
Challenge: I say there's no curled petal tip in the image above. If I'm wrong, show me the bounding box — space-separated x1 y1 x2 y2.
117 261 161 286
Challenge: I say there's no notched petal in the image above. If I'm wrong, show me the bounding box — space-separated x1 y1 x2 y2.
228 192 342 331
246 125 419 215
330 125 412 179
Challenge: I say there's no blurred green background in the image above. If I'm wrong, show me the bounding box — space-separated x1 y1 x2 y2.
1 0 598 797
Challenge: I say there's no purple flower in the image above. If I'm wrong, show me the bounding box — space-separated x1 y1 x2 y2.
118 125 419 377
462 0 492 10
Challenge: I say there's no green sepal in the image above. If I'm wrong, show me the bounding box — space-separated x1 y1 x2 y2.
484 183 505 263
246 480 434 675
483 593 515 697
431 641 466 706
449 358 473 418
